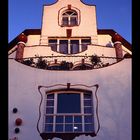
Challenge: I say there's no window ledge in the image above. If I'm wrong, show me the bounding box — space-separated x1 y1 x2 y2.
40 132 96 140
61 24 79 27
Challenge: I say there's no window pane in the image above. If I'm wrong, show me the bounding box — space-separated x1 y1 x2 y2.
85 124 94 132
46 100 54 106
81 39 91 44
74 116 82 123
62 17 68 26
56 116 63 123
49 39 57 43
59 40 68 54
84 107 92 114
65 124 73 132
66 11 73 15
84 100 92 106
57 93 81 113
46 107 54 114
81 44 87 51
84 115 93 123
65 116 73 123
45 116 53 123
81 39 90 51
74 124 82 132
84 93 92 99
45 124 53 132
48 40 57 51
70 17 77 25
55 124 63 132
70 40 79 54
47 94 54 99
51 44 57 51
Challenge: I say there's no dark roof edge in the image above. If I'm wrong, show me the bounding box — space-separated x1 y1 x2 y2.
8 29 131 52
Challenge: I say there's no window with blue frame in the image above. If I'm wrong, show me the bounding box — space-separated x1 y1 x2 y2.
44 90 95 133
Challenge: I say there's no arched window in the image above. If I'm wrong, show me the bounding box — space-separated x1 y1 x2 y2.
62 10 78 26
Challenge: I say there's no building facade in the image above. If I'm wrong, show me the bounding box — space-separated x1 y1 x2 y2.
8 0 132 140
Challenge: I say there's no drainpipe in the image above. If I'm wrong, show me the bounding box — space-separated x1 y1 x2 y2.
112 33 123 61
15 33 27 62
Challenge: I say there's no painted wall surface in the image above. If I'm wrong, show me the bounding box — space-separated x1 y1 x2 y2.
26 34 113 46
97 34 112 46
23 45 116 57
26 35 41 46
8 58 131 140
41 0 97 45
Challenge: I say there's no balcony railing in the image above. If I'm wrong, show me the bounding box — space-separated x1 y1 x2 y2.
11 55 123 71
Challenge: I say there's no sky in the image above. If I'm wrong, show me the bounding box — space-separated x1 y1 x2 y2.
8 0 132 43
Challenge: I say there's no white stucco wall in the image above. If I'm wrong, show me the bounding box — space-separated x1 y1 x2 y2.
23 45 116 57
26 35 41 46
8 58 131 140
97 34 113 46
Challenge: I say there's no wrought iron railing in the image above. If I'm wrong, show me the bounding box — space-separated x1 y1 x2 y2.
9 55 123 71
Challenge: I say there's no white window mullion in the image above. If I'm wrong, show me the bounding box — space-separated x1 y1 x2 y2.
63 115 65 132
72 115 74 132
43 94 47 132
79 39 82 52
57 39 59 52
68 39 70 54
68 16 70 26
53 93 57 132
81 92 85 132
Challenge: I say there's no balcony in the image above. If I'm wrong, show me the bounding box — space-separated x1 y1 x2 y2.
15 54 123 71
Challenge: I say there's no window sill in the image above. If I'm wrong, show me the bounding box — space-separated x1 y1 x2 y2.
40 132 96 140
61 24 79 27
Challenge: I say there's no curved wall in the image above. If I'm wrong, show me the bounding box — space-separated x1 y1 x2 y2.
8 58 131 140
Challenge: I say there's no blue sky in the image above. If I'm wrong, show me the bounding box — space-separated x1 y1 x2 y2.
8 0 131 43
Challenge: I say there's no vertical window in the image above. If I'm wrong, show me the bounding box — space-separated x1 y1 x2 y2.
44 94 54 132
70 40 79 54
48 39 57 51
62 10 78 26
83 92 94 132
81 39 91 51
44 91 95 133
59 40 68 54
62 17 69 26
70 17 77 26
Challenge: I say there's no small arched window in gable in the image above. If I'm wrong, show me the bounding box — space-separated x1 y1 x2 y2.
62 10 78 26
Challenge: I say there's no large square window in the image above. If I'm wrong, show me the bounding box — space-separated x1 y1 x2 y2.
44 91 95 134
